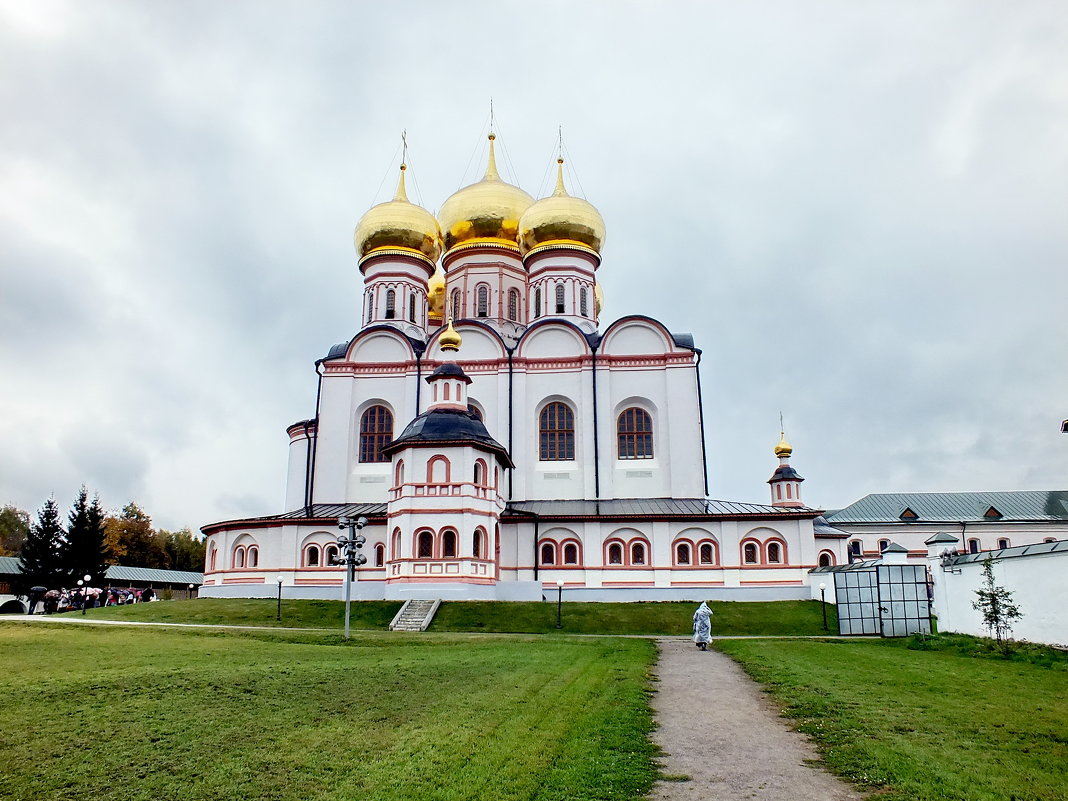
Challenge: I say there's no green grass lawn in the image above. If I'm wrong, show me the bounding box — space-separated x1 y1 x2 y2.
0 623 658 801
64 597 836 636
716 636 1068 801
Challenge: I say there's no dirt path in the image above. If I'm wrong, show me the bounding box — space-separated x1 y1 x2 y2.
649 638 864 800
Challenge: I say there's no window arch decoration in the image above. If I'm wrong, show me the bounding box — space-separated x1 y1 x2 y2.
247 546 259 568
473 527 487 559
580 287 589 317
540 541 557 566
416 530 434 559
303 544 322 568
617 407 653 460
474 459 486 486
742 540 760 565
539 401 575 461
374 543 385 567
508 288 519 321
476 284 489 317
605 540 624 565
562 540 581 565
451 288 461 319
232 546 246 569
394 460 405 488
358 405 393 463
674 541 692 566
997 538 1010 550
408 292 416 322
385 289 396 319
765 541 784 564
427 455 451 484
325 544 339 565
698 540 718 565
209 545 217 572
630 540 647 565
366 295 373 324
392 528 402 560
534 287 542 318
817 550 835 568
555 283 565 313
441 529 458 558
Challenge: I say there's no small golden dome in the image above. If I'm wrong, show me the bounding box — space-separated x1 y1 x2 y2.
438 134 534 253
439 318 462 352
594 282 604 315
518 158 605 256
427 265 446 320
774 433 793 458
354 165 442 265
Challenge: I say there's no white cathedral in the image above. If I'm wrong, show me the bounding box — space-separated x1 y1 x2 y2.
200 134 849 602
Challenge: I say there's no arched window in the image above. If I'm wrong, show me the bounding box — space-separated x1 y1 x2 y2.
427 456 450 484
968 538 980 554
675 543 691 565
394 460 405 488
385 289 396 319
375 544 385 567
209 546 217 571
392 528 402 560
476 284 489 317
468 403 483 421
997 538 1010 550
617 407 653 460
878 539 889 552
508 288 519 321
555 283 565 313
539 402 575 461
247 546 259 568
563 543 579 564
630 542 647 565
442 530 457 558
494 467 499 489
766 542 782 564
699 542 716 565
366 296 373 323
233 546 245 569
786 484 793 499
580 288 589 317
359 406 392 463
473 460 485 486
818 551 834 568
451 288 461 319
408 293 416 322
607 542 623 565
848 540 862 559
743 542 758 564
325 544 339 565
304 545 321 567
473 528 485 559
534 287 542 318
540 542 556 565
417 531 433 558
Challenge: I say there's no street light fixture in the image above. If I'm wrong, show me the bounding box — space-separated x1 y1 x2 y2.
188 583 195 600
80 574 91 615
556 579 564 629
819 582 829 631
337 516 369 639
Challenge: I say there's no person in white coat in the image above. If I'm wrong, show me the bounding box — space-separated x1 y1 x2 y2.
692 601 713 650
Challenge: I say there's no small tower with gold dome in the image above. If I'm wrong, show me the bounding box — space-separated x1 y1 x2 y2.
768 430 805 508
353 157 441 336
518 153 605 329
437 133 533 331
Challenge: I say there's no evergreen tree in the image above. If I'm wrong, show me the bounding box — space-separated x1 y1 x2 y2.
17 498 65 592
972 556 1022 647
61 487 108 586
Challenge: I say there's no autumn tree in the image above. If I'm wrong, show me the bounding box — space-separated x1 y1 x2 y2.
0 505 30 556
17 498 65 591
106 503 168 569
61 487 108 586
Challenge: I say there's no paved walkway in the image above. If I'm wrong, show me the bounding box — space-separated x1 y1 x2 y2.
649 638 864 800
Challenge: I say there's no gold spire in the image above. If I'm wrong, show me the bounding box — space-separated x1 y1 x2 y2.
484 133 500 181
439 318 462 352
774 431 793 458
353 160 442 265
553 158 567 196
393 163 408 202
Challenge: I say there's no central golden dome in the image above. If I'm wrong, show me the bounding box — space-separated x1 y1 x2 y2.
438 134 534 253
427 264 446 320
519 158 605 256
354 165 442 265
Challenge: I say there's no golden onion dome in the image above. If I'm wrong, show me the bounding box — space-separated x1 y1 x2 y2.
438 134 534 253
594 282 604 315
518 158 605 256
427 265 446 320
354 165 442 265
774 433 793 458
439 318 462 352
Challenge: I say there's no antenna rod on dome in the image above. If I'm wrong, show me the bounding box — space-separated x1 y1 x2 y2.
489 98 495 136
558 125 563 162
779 411 785 438
401 129 408 167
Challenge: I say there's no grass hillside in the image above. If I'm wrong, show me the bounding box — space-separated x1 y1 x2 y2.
61 597 837 636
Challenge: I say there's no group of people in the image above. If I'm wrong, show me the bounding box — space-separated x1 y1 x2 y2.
28 586 156 614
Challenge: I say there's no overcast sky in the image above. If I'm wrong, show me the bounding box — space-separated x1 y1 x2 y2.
2 1 1066 531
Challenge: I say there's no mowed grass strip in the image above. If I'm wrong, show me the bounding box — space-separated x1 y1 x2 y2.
715 637 1068 801
65 597 836 636
0 624 658 801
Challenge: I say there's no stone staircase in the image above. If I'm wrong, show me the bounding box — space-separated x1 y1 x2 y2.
389 599 441 632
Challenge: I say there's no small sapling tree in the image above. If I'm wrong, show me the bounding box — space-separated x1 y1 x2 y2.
971 556 1021 648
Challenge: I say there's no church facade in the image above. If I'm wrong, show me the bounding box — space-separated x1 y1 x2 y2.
200 136 848 601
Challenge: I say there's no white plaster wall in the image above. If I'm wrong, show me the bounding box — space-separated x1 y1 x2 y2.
284 433 311 512
930 549 1068 646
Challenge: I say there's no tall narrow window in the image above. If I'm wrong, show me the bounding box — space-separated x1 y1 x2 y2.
563 543 578 564
818 551 833 568
968 538 980 554
555 283 565 313
580 288 589 316
508 288 519 321
607 543 623 564
699 543 715 565
476 284 489 317
385 289 396 319
417 531 433 558
534 287 542 318
473 461 484 485
540 543 556 565
375 544 384 567
394 460 405 487
359 405 393 463
442 530 457 558
539 402 575 461
305 546 320 567
743 543 758 564
473 529 484 559
451 288 461 319
767 542 782 563
631 542 646 565
325 544 339 565
247 546 259 568
408 293 416 322
392 529 401 559
366 296 373 323
675 543 691 565
617 407 653 459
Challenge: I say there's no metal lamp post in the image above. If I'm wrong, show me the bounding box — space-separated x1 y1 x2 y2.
188 583 195 600
337 516 369 639
819 582 828 631
276 576 284 622
81 574 91 615
556 579 564 629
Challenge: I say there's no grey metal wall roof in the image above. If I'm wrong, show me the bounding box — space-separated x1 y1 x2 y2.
941 538 1067 566
505 498 817 519
0 557 203 585
826 491 1068 524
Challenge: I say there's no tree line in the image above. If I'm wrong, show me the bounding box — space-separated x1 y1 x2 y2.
2 489 205 592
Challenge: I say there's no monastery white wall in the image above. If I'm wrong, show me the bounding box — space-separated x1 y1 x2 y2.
929 548 1068 646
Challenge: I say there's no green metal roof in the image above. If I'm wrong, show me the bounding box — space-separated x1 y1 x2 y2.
826 491 1068 524
0 557 202 585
